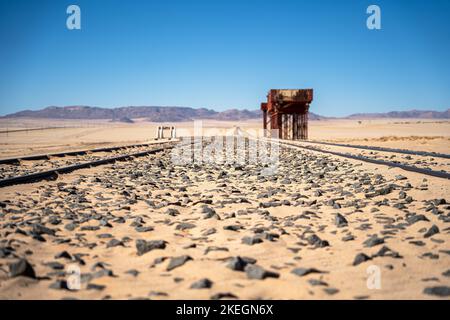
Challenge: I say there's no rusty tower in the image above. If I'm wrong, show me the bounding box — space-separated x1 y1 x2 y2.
261 89 313 140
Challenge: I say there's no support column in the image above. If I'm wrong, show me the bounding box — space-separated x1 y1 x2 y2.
305 112 309 140
287 115 291 140
277 113 282 139
299 113 308 140
292 114 298 139
299 115 304 140
263 110 267 130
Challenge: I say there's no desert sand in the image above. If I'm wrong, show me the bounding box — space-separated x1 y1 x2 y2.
0 119 449 300
0 118 448 158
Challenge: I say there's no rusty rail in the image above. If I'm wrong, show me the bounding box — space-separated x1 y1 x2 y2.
0 142 176 188
276 139 450 180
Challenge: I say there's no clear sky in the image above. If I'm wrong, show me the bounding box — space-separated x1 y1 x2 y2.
0 0 449 116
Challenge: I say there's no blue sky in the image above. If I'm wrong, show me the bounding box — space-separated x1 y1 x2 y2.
0 0 449 116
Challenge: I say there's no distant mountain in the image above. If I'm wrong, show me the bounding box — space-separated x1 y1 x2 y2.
347 109 450 119
2 106 213 121
5 105 445 121
213 109 259 121
308 112 325 120
1 105 327 122
110 116 134 123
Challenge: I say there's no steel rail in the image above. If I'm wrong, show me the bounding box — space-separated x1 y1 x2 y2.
0 140 174 165
272 139 450 180
0 142 176 188
298 139 450 159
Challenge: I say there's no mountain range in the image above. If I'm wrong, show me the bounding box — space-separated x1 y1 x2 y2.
1 106 448 122
1 106 324 122
346 109 450 119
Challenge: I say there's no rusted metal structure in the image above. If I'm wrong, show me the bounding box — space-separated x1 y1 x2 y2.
261 89 313 140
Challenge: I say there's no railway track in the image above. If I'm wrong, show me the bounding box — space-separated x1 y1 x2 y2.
302 140 450 159
0 141 182 180
181 135 450 180
0 141 176 165
1 134 449 188
284 139 450 173
0 140 178 188
180 135 450 180
273 139 450 180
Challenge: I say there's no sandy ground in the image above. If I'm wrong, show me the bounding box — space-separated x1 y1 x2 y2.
309 119 450 153
0 118 448 158
0 118 449 300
